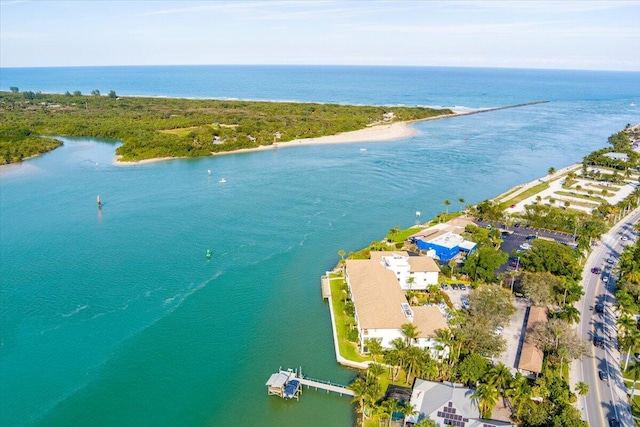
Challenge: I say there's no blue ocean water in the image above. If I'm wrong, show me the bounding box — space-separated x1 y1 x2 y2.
0 66 639 426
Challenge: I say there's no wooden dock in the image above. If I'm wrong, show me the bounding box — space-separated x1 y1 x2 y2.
266 368 353 399
299 376 354 396
321 274 331 300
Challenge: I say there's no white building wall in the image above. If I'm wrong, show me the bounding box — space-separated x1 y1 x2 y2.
360 328 404 352
400 271 439 290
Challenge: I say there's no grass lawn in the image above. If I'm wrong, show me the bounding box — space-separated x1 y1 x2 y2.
555 190 604 203
329 274 370 363
500 181 550 209
386 226 424 243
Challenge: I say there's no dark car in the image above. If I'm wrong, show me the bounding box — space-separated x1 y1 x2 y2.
594 336 605 348
595 303 605 313
592 267 602 274
599 370 609 382
609 418 620 427
526 235 537 241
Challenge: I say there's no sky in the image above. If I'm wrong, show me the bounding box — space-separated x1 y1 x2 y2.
1 0 639 71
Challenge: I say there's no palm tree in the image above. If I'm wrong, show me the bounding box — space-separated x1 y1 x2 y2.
458 197 465 212
485 363 513 408
448 259 457 279
444 199 451 215
548 167 556 175
404 346 423 384
505 372 531 416
575 381 589 397
400 401 419 427
368 362 386 381
556 305 581 324
472 382 499 419
338 249 346 260
366 338 383 362
349 376 371 426
414 417 438 427
406 276 415 290
382 398 402 427
401 323 420 347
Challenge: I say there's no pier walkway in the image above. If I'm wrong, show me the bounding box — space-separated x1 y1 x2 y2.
298 376 354 396
266 368 354 400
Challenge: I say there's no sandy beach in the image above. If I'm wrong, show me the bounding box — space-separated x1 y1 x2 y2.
114 102 545 165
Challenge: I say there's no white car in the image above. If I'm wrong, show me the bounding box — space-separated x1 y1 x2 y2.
603 276 609 283
621 236 628 241
519 243 532 250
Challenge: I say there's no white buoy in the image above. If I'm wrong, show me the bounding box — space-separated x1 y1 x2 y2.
208 169 212 175
416 211 421 218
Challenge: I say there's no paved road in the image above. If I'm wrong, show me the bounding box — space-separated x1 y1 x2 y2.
575 207 640 427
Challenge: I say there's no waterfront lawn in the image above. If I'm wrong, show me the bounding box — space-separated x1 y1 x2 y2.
329 273 370 363
385 225 423 243
500 181 550 209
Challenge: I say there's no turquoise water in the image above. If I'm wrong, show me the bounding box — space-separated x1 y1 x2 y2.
1 66 639 426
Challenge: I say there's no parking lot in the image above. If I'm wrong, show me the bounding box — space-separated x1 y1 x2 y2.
440 283 470 310
473 219 577 274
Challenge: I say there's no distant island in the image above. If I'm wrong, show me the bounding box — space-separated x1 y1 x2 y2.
0 90 454 164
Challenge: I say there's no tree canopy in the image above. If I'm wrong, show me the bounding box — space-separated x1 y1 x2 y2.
0 90 453 163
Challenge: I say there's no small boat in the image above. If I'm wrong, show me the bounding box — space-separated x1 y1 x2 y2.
359 148 367 152
206 249 212 259
219 178 227 184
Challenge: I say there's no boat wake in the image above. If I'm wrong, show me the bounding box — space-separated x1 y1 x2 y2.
61 304 89 318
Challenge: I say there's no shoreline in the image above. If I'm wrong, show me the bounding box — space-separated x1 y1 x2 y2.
111 101 547 165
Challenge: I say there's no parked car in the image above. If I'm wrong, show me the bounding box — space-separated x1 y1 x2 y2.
525 235 537 241
440 283 449 290
451 284 459 290
609 418 620 427
603 276 609 283
509 204 516 208
519 243 532 250
595 303 605 313
591 267 601 274
599 370 609 382
494 326 504 336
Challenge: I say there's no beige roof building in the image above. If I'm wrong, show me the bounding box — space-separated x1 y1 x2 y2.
518 306 547 375
346 253 447 352
346 259 408 329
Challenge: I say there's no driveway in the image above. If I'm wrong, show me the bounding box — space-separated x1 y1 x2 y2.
495 297 529 373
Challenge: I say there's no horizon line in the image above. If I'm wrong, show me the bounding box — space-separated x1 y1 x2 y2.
1 63 639 73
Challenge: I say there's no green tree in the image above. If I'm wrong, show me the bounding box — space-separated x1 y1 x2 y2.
366 338 383 363
485 362 513 408
462 247 509 282
456 353 489 386
401 323 420 347
338 249 346 260
444 199 451 215
414 417 438 427
91 89 101 96
458 197 465 212
108 90 117 99
574 381 588 397
472 382 499 419
400 401 418 427
548 167 556 175
10 86 19 93
519 272 556 306
73 90 82 96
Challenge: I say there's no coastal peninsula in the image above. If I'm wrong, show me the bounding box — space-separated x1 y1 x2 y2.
0 90 452 164
0 90 550 165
